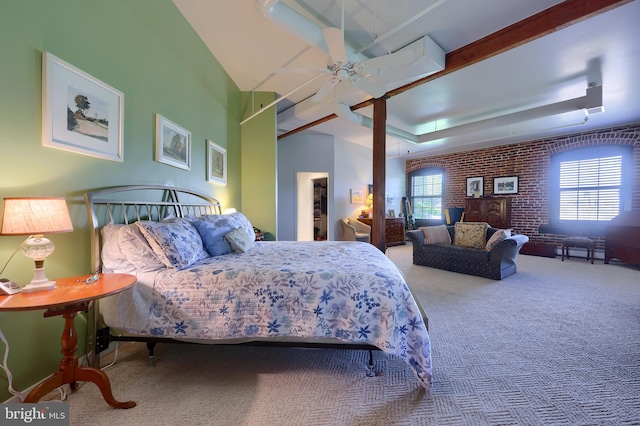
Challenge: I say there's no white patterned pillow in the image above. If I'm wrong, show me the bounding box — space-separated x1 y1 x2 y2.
485 229 512 251
453 222 489 249
118 223 166 272
199 211 255 242
136 218 208 269
101 224 130 273
420 225 452 245
224 227 255 253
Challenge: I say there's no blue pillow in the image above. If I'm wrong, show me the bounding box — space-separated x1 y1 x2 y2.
135 219 208 269
192 219 234 256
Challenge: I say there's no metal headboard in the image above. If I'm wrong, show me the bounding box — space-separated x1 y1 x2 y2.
84 185 222 273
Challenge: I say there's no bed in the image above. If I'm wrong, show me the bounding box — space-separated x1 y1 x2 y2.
84 185 432 388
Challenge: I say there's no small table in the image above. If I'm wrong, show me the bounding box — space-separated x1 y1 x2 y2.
0 273 137 409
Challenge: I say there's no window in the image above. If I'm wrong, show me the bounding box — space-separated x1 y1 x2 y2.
551 146 632 223
409 168 443 220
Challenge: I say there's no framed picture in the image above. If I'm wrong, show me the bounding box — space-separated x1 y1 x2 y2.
155 114 191 170
207 140 227 185
386 192 395 205
42 52 124 162
466 176 484 197
388 209 396 218
494 176 519 194
351 189 364 204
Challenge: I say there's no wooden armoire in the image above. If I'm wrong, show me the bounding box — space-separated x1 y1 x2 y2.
464 197 511 228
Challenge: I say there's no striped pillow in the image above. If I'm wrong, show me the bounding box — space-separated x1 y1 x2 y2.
420 225 452 245
485 229 512 251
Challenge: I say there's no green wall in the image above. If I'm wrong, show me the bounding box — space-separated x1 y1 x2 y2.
240 92 278 238
0 0 277 402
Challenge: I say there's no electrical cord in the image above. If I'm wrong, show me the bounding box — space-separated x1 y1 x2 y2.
0 237 31 277
0 291 120 403
0 329 24 401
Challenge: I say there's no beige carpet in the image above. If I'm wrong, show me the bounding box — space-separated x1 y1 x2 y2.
60 244 640 425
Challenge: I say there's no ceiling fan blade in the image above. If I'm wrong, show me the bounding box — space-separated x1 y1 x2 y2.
323 27 347 62
311 79 338 102
350 76 386 99
361 49 416 72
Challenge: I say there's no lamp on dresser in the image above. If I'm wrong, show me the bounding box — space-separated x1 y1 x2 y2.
0 197 74 293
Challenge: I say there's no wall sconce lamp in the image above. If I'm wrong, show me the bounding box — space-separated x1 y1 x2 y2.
0 197 74 293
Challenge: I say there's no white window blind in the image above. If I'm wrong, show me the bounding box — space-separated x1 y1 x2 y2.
558 155 621 221
411 174 443 219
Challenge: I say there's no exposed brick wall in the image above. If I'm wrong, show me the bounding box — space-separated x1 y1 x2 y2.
405 123 640 251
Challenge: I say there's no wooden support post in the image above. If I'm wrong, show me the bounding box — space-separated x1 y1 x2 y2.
371 97 386 252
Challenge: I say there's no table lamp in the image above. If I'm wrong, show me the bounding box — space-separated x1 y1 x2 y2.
366 193 373 217
0 197 74 293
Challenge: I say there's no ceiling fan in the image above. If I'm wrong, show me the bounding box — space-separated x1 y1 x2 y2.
309 27 415 102
276 1 415 103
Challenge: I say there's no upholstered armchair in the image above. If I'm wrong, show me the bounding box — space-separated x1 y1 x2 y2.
444 207 465 225
340 218 371 243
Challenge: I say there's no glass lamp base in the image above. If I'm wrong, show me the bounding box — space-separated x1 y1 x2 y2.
22 267 57 293
22 281 56 293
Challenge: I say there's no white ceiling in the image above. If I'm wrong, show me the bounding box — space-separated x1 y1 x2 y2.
173 0 640 159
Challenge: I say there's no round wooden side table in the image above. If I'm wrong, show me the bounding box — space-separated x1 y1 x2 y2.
0 273 137 409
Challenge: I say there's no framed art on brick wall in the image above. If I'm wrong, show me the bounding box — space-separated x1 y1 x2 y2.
466 176 484 197
494 176 519 194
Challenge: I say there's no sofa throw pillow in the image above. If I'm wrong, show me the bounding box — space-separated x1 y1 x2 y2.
485 229 512 251
453 222 489 249
192 219 234 257
135 218 208 269
224 226 255 253
420 225 452 245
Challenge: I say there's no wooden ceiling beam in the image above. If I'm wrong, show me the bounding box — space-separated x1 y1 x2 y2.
277 0 632 140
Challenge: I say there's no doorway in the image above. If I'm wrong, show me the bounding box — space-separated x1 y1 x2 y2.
296 172 329 241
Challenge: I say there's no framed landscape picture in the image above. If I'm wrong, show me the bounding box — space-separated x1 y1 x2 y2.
466 176 484 197
207 140 227 185
494 176 519 194
42 52 124 162
351 189 364 204
155 114 191 170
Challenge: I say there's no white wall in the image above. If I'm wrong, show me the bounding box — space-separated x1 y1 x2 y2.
385 156 407 217
277 133 335 241
277 132 408 241
333 137 374 240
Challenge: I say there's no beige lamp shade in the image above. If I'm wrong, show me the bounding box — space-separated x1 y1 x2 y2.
1 197 74 235
366 193 374 207
0 197 74 293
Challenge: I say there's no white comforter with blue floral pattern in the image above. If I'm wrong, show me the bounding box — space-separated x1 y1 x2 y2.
102 240 432 387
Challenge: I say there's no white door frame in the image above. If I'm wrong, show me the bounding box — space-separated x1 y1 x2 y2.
296 172 329 241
